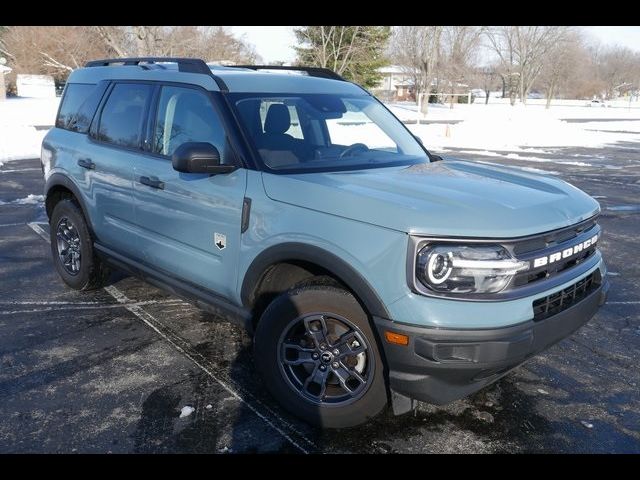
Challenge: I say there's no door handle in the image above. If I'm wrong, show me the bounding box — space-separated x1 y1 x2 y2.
139 176 165 190
77 158 95 170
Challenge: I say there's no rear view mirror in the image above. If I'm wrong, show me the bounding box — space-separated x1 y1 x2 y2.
172 142 236 174
306 95 347 119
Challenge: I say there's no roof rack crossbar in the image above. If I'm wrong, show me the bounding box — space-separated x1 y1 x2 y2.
230 65 345 81
84 57 212 75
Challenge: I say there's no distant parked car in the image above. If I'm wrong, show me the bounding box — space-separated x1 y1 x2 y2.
527 91 544 99
586 99 608 107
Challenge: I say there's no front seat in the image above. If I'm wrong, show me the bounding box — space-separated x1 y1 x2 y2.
258 104 311 165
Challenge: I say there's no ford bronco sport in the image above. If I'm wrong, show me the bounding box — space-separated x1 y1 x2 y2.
41 57 609 428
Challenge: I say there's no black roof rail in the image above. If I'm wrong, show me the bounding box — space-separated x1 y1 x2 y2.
230 65 345 81
84 57 211 75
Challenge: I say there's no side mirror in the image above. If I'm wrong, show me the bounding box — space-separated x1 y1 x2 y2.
172 142 237 174
430 154 444 162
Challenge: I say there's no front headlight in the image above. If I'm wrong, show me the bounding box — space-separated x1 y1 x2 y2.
416 244 529 294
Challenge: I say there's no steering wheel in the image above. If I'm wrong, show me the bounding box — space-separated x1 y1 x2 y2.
338 143 369 159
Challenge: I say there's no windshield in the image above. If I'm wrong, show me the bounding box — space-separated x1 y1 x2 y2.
229 93 429 173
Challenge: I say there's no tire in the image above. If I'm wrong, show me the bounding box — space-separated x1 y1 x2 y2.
254 285 388 428
49 198 109 291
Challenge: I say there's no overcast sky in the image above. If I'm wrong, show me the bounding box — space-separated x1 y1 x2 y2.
229 26 640 64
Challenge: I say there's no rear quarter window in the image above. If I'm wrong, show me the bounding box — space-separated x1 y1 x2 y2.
56 83 97 132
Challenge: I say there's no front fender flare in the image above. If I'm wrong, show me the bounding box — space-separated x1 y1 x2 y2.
240 242 390 319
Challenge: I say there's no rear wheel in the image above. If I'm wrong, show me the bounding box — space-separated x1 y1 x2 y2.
49 199 109 290
254 285 388 428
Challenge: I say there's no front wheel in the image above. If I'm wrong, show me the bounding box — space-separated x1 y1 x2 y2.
254 285 388 428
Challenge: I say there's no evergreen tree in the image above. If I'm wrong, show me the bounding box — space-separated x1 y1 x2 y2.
294 26 390 88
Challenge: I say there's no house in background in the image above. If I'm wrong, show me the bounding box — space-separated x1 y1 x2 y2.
372 65 417 102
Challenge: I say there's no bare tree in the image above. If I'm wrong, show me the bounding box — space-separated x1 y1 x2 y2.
1 26 112 89
95 26 132 57
594 45 640 100
0 26 260 93
389 26 443 114
538 29 584 108
484 26 570 105
483 26 518 105
438 26 481 108
474 65 500 104
295 26 363 75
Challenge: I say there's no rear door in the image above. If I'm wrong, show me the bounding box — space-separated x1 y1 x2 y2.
86 82 153 257
132 84 247 300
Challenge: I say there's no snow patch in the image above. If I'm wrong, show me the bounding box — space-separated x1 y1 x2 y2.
179 406 195 418
557 161 593 167
407 105 640 152
474 160 559 176
516 166 560 176
0 97 58 162
0 194 44 205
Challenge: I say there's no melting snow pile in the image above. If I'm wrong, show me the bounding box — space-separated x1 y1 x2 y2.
0 97 60 162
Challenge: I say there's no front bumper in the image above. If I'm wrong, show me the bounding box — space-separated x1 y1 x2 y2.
374 276 609 415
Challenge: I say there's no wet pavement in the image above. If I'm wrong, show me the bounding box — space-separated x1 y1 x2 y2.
1 140 639 453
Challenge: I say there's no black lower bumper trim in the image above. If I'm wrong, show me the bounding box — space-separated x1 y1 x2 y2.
375 278 609 412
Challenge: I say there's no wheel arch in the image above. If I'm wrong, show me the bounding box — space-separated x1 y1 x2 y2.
241 242 391 321
45 174 94 235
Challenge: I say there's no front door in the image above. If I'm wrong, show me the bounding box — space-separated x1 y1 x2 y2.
132 84 247 300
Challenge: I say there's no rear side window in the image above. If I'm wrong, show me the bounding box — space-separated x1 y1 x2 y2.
56 83 96 131
152 85 226 157
96 83 152 149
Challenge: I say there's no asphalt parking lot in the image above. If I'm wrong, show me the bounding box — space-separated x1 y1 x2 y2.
1 141 639 453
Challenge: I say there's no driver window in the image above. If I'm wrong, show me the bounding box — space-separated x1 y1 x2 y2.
153 85 226 159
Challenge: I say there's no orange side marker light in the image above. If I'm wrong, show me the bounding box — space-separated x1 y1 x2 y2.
384 331 409 346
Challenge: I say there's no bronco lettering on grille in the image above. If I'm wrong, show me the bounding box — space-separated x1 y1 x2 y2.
532 234 599 268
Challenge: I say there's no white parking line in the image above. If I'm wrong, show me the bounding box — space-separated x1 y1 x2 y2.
27 222 49 241
0 168 43 173
104 285 315 453
27 221 317 454
0 299 184 306
0 222 27 228
0 300 186 315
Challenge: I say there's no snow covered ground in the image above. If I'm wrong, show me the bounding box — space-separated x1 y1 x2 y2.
0 97 59 162
387 101 640 157
1 96 639 165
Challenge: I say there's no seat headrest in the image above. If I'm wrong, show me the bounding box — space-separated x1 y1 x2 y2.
264 104 291 134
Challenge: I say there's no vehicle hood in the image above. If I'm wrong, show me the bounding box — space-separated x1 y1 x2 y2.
261 160 600 238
